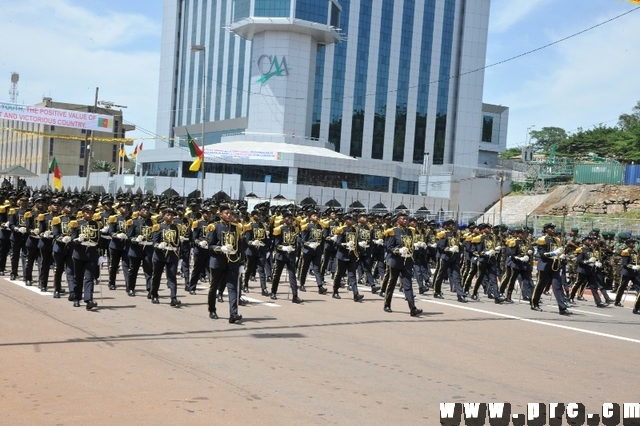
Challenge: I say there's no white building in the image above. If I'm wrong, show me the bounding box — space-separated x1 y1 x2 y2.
145 0 509 213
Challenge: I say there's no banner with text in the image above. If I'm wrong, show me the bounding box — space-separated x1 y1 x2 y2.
0 101 115 132
204 147 281 161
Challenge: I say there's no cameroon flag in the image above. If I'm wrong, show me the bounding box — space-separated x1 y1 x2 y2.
49 157 62 191
187 131 204 172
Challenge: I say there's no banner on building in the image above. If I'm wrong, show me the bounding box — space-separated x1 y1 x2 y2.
204 147 281 161
0 101 114 132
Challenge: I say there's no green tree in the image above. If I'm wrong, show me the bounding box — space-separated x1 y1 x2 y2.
529 126 568 153
499 147 522 159
618 100 640 131
91 160 115 174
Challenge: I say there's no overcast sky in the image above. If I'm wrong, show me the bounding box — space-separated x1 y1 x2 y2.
1 0 639 150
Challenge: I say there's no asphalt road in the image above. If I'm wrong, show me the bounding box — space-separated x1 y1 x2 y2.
1 269 639 425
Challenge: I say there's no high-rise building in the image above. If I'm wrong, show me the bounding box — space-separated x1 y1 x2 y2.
150 0 508 212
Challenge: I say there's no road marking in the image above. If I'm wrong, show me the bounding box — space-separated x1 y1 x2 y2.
419 298 640 345
6 279 50 296
242 296 280 307
568 308 612 317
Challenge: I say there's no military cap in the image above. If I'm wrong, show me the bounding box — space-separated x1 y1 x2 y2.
626 237 636 244
512 227 524 233
218 203 231 212
342 213 353 221
162 206 177 215
443 219 455 226
81 204 94 212
542 222 555 230
571 227 579 232
592 228 600 233
281 210 293 218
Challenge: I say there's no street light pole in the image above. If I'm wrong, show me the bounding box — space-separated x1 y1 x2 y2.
191 44 206 199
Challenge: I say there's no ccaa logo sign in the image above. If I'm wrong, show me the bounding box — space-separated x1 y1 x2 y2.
256 54 289 83
439 402 640 426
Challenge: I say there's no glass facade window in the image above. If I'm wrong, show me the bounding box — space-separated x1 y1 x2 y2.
393 0 415 162
371 0 394 160
80 140 86 159
392 178 418 195
234 0 251 20
311 46 326 139
297 168 389 192
482 115 494 143
143 161 180 177
254 0 291 17
182 162 288 183
112 144 118 163
49 138 54 156
330 2 340 27
413 1 436 164
350 0 373 158
328 0 350 152
433 0 456 165
295 0 328 24
78 165 85 178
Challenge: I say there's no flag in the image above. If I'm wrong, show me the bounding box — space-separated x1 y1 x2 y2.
131 144 138 158
119 147 125 158
138 143 143 151
49 157 62 191
187 131 204 171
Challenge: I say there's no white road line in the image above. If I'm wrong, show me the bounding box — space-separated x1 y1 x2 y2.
242 296 280 307
569 308 612 317
6 279 50 296
419 298 640 345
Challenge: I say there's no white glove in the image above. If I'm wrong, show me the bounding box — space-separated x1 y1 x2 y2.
374 239 384 246
429 243 437 248
342 241 355 251
414 243 421 249
135 236 144 243
116 233 127 240
595 261 602 269
527 250 533 255
518 255 529 262
487 249 496 257
330 235 338 243
284 245 295 253
495 246 502 252
398 247 409 257
18 227 27 234
2 222 8 228
42 230 53 239
76 234 85 242
306 241 319 250
559 254 566 260
31 229 40 236
220 245 231 253
61 235 72 244
358 241 368 248
449 245 459 253
588 257 597 264
198 240 208 249
631 265 639 271
157 242 167 250
101 226 109 233
553 247 564 255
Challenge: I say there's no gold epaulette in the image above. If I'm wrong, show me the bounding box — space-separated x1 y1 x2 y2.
272 225 283 236
334 225 346 235
152 224 160 232
126 219 134 227
536 236 547 246
383 228 395 237
205 223 215 233
132 211 139 220
237 222 251 233
108 215 118 224
51 216 61 226
506 238 517 248
436 230 447 239
300 222 309 231
575 247 583 254
92 213 102 221
318 218 330 228
69 220 78 229
37 214 46 222
471 235 482 244
191 220 199 230
24 211 32 219
8 208 15 215
465 234 474 242
76 211 83 219
0 206 5 214
620 248 629 257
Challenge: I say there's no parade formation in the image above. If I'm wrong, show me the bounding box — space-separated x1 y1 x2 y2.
1 188 639 324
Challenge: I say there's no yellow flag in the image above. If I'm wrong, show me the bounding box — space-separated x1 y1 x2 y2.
189 156 203 172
